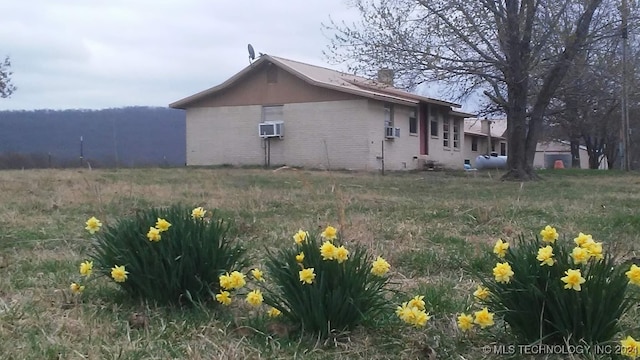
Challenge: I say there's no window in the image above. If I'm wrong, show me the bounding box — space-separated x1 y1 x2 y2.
384 104 394 127
491 141 496 152
262 105 283 122
443 120 450 148
430 118 438 137
471 137 478 152
409 109 417 134
500 142 507 156
453 120 460 149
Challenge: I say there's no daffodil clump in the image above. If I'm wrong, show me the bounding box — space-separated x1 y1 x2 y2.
260 226 393 338
396 295 430 327
456 286 496 333
468 226 637 346
213 269 270 312
78 205 248 305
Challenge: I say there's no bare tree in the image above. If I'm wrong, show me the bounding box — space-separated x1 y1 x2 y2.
0 56 16 98
543 6 640 170
326 0 610 180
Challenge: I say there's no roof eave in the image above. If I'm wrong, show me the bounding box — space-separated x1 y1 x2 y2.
450 110 475 118
169 57 270 109
321 83 418 106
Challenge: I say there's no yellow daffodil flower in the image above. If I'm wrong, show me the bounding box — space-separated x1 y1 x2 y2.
321 226 337 241
473 307 494 328
585 241 603 260
155 218 171 232
267 307 282 317
191 207 206 220
536 246 555 266
70 282 85 294
293 229 308 245
493 262 514 283
251 268 264 282
246 290 263 307
371 256 391 276
561 269 586 291
473 285 490 301
79 260 93 277
574 232 593 247
493 239 509 258
228 271 246 289
457 313 474 332
571 247 590 265
299 268 316 284
621 336 640 359
111 265 129 283
215 291 232 305
147 227 161 242
408 295 426 311
335 246 349 263
540 225 558 243
626 265 640 286
85 217 102 234
320 241 337 260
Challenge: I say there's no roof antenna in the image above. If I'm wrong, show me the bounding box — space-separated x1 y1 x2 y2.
248 44 256 64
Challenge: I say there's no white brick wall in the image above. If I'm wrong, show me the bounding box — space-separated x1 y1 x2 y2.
186 99 465 171
186 105 263 165
187 100 375 169
366 101 422 171
427 112 466 169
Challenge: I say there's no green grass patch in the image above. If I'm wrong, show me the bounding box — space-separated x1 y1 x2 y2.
1 168 640 359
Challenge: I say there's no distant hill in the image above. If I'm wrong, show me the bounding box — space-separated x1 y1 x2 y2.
0 107 185 168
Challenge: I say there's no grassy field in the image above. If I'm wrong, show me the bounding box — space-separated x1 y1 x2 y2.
1 167 639 359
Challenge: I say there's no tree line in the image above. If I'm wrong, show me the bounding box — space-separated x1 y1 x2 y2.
0 107 185 169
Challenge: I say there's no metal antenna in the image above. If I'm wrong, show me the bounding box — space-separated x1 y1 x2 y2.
248 44 256 64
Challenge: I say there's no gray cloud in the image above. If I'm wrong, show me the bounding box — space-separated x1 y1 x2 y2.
0 0 357 110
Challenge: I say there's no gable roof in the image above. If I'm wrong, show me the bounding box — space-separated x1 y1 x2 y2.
464 118 507 139
170 55 472 114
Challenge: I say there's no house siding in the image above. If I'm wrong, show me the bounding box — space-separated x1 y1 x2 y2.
187 63 359 108
533 143 601 169
186 99 378 169
365 100 422 171
186 105 263 166
186 99 432 171
427 112 466 169
463 135 503 167
179 56 474 171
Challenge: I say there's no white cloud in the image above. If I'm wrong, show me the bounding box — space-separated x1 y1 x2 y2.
0 0 358 110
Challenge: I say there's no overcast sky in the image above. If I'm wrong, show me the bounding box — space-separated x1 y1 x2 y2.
0 0 363 110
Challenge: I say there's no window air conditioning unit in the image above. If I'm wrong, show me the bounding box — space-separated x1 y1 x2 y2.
385 126 400 139
258 121 284 138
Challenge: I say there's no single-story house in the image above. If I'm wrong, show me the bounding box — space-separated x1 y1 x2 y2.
170 55 474 171
534 140 608 169
463 118 508 168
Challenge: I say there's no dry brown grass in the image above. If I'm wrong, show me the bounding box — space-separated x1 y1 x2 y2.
1 168 639 359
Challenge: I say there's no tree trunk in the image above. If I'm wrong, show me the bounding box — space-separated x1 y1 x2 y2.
565 92 582 168
570 138 581 168
583 136 600 169
503 83 539 180
501 0 603 181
